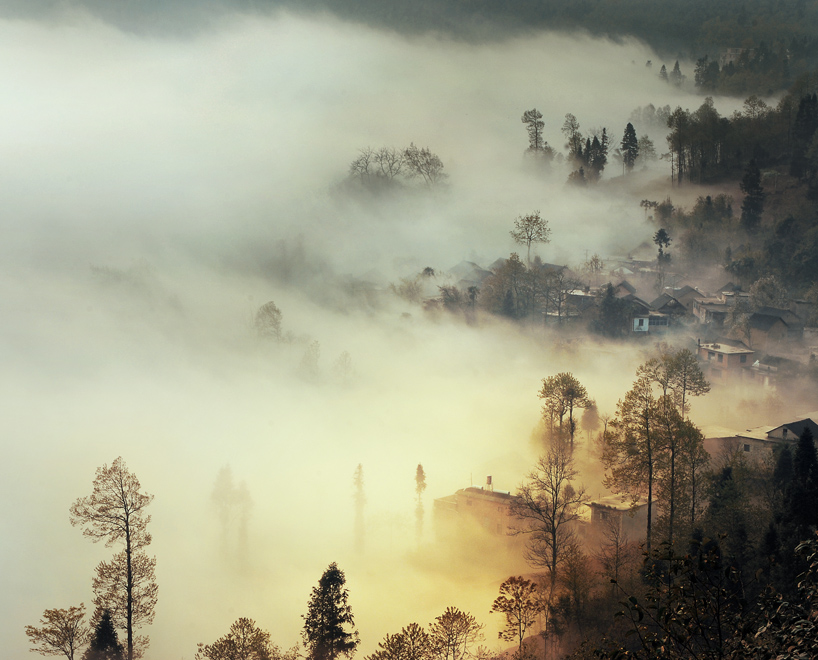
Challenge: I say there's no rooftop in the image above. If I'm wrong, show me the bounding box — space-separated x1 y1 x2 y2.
700 342 754 355
588 495 647 510
736 425 776 441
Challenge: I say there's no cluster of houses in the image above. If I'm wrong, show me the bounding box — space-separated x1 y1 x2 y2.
447 256 818 391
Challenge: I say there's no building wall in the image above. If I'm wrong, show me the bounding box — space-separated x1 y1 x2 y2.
587 503 647 544
433 487 519 538
749 320 787 352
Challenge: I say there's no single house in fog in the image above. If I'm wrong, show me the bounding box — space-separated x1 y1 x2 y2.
650 293 687 317
692 283 749 327
703 418 818 460
624 295 653 333
746 307 804 351
697 340 754 383
434 480 520 537
766 418 818 443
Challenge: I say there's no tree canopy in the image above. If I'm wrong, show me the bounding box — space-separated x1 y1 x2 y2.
25 605 90 660
196 618 297 660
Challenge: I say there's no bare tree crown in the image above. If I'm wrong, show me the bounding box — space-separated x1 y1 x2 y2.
69 457 153 549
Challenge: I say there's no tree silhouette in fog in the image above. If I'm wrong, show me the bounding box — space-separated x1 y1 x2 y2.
302 563 359 660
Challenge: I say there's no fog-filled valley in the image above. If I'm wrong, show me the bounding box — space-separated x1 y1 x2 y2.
5 7 818 660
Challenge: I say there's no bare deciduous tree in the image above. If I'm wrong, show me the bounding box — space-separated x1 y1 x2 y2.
509 212 550 266
69 458 155 660
582 254 605 287
374 147 404 180
349 147 374 183
403 143 447 185
641 346 710 417
25 605 90 660
511 445 588 585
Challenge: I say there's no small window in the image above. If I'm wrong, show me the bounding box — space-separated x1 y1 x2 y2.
740 355 747 363
744 444 751 452
708 351 715 360
718 354 723 363
638 318 645 327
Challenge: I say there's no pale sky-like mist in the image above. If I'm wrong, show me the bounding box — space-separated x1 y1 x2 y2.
0 9 770 660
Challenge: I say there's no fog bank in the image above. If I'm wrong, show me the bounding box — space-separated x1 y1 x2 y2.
0 11 757 659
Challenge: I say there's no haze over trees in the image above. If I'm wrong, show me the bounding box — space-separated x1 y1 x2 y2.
11 0 818 658
415 464 426 540
353 465 365 553
255 301 283 340
211 466 253 563
620 122 639 173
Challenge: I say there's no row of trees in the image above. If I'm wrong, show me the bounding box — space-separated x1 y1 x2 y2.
693 41 799 96
351 463 428 554
662 82 818 187
30 558 359 660
366 609 484 660
348 144 447 187
522 109 658 181
601 349 710 553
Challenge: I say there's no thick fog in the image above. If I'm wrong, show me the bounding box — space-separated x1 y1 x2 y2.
0 9 770 660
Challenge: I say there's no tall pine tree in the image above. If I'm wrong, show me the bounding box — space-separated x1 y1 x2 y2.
302 563 359 660
621 122 639 172
83 611 124 660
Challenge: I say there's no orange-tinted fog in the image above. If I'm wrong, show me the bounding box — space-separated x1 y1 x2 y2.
0 9 800 660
